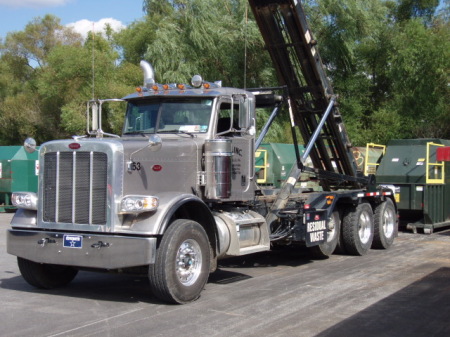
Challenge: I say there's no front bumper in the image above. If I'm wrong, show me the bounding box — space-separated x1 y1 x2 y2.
7 229 157 269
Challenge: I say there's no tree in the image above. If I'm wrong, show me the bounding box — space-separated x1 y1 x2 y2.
302 0 449 145
1 14 82 69
387 17 450 138
0 18 139 144
395 0 440 23
141 0 274 87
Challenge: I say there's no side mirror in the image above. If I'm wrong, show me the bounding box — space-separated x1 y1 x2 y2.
24 138 37 153
238 96 249 129
148 134 162 152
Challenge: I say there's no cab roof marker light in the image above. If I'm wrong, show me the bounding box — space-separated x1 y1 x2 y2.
177 83 186 90
152 84 164 91
202 81 221 89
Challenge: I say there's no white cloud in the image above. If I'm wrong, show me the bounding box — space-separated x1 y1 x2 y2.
67 18 125 39
0 0 70 8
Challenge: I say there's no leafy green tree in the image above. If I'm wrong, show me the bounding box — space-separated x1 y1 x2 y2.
0 18 139 144
1 14 82 69
1 0 448 147
387 17 450 138
395 0 440 23
42 32 140 136
114 18 157 65
142 0 274 87
302 0 448 145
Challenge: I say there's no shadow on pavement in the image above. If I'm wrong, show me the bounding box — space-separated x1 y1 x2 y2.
1 246 317 304
316 267 450 337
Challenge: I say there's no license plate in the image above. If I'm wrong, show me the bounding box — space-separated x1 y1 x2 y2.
63 235 83 249
305 210 327 247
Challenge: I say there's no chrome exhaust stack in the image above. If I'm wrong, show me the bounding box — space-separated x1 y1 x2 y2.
140 60 155 89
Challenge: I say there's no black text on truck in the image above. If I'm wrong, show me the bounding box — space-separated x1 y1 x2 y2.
6 0 398 304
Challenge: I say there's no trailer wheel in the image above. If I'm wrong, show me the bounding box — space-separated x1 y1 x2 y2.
372 198 396 249
149 219 210 304
342 203 374 256
17 257 78 289
309 211 340 258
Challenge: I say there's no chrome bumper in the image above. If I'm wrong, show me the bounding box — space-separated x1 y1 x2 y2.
7 229 157 269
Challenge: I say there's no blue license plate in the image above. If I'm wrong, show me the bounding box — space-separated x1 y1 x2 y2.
63 235 83 249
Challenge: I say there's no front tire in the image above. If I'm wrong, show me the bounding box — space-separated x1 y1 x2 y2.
149 219 211 304
309 210 340 258
17 257 78 289
372 198 397 249
342 202 374 256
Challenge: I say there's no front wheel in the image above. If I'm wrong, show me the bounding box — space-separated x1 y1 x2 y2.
17 257 78 289
342 203 374 256
149 219 211 304
372 198 397 249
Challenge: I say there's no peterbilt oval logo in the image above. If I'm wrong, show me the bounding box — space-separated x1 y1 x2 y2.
152 165 162 171
69 143 81 150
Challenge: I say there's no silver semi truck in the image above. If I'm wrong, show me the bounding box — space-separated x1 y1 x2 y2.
6 0 398 304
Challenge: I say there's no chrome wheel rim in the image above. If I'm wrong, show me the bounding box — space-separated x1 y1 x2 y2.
327 216 337 243
176 239 202 286
383 207 395 238
358 211 372 244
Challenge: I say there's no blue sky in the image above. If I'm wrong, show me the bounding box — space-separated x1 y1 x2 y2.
0 0 145 40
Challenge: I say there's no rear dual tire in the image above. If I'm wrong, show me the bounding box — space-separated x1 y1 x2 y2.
372 198 396 249
342 203 374 256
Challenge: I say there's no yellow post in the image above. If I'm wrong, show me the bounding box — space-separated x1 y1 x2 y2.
364 143 386 176
426 142 445 184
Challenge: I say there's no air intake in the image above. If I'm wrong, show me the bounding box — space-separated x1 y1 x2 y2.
42 151 108 225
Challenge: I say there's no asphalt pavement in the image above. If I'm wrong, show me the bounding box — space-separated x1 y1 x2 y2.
1 212 449 337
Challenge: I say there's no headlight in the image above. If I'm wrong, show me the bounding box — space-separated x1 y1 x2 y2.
120 195 159 214
12 192 38 210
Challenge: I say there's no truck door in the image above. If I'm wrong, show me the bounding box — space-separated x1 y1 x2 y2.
215 95 255 201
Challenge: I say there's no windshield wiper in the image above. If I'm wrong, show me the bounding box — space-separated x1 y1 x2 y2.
123 131 149 137
158 129 194 138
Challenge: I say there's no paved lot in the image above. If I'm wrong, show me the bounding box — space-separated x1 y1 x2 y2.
1 212 449 337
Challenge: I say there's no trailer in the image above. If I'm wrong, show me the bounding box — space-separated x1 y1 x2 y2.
375 139 450 233
6 0 397 304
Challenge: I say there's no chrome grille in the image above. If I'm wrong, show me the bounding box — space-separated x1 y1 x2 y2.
43 151 107 225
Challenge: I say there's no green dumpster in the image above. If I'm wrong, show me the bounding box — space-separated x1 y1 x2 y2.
255 143 306 188
0 146 39 212
375 139 450 233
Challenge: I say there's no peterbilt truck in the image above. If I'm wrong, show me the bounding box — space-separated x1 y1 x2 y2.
6 0 398 304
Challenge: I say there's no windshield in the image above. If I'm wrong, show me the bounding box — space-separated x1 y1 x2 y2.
123 98 213 134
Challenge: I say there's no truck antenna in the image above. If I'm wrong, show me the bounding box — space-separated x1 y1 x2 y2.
244 3 248 90
92 23 95 100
